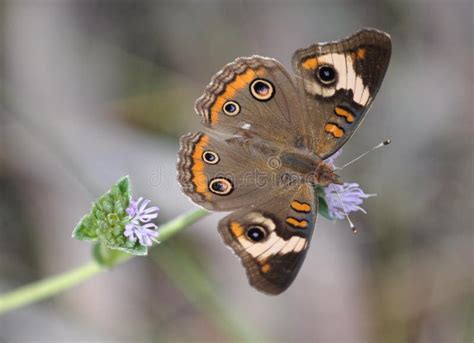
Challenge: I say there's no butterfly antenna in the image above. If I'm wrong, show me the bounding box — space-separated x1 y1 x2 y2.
335 139 391 171
334 190 358 234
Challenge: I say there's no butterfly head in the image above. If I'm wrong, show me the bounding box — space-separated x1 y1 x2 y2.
313 161 343 187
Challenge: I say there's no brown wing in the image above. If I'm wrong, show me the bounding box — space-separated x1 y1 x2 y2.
194 56 308 149
292 28 392 159
177 131 293 211
218 184 317 294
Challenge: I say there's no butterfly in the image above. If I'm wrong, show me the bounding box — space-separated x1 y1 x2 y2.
177 28 391 294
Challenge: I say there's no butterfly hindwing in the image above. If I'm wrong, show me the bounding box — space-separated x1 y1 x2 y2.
292 28 392 159
195 56 308 148
218 184 317 294
177 131 290 211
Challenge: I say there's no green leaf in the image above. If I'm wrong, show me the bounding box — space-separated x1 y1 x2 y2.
72 175 150 256
111 244 148 256
72 214 98 240
315 185 333 220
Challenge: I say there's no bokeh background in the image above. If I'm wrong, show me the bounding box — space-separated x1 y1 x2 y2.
0 1 472 342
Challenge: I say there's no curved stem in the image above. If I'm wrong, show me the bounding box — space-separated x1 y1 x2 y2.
0 208 209 314
0 261 102 314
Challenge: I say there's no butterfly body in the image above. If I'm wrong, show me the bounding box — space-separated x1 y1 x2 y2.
177 28 391 294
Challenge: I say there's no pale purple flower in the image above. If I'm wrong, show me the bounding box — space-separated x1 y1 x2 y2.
324 183 376 220
324 149 343 169
124 197 160 246
323 149 376 220
126 197 159 223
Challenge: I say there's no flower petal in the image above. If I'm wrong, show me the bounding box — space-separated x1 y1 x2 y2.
138 199 151 214
124 197 160 247
324 149 343 169
143 206 160 214
324 182 375 220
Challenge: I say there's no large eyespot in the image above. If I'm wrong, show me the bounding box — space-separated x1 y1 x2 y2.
223 100 240 116
208 177 233 195
316 65 337 85
202 150 219 164
246 225 267 242
250 79 274 101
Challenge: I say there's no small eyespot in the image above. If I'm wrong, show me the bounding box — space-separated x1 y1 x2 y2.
316 65 337 85
223 101 240 116
208 178 233 195
250 79 274 101
246 226 267 242
202 151 219 164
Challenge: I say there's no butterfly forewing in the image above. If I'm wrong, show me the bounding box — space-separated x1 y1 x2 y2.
292 28 391 159
218 184 317 294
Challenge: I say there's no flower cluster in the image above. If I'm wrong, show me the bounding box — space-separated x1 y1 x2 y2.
124 197 160 247
324 183 375 220
323 150 375 220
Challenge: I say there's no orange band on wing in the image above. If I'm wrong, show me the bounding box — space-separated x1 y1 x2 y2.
325 123 344 138
191 135 210 199
291 201 312 213
230 221 244 237
210 69 256 124
334 106 355 123
357 48 366 60
301 57 318 70
286 217 309 229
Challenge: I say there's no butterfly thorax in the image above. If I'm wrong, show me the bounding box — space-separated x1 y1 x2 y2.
279 151 342 187
228 134 342 187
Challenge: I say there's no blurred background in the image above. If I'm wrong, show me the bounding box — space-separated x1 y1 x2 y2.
0 1 472 342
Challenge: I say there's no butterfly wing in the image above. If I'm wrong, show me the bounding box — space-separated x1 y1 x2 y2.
218 184 317 294
177 130 291 211
195 56 309 148
292 28 392 159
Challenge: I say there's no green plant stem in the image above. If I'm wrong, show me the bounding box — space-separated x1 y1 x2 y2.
0 261 102 315
0 208 209 315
